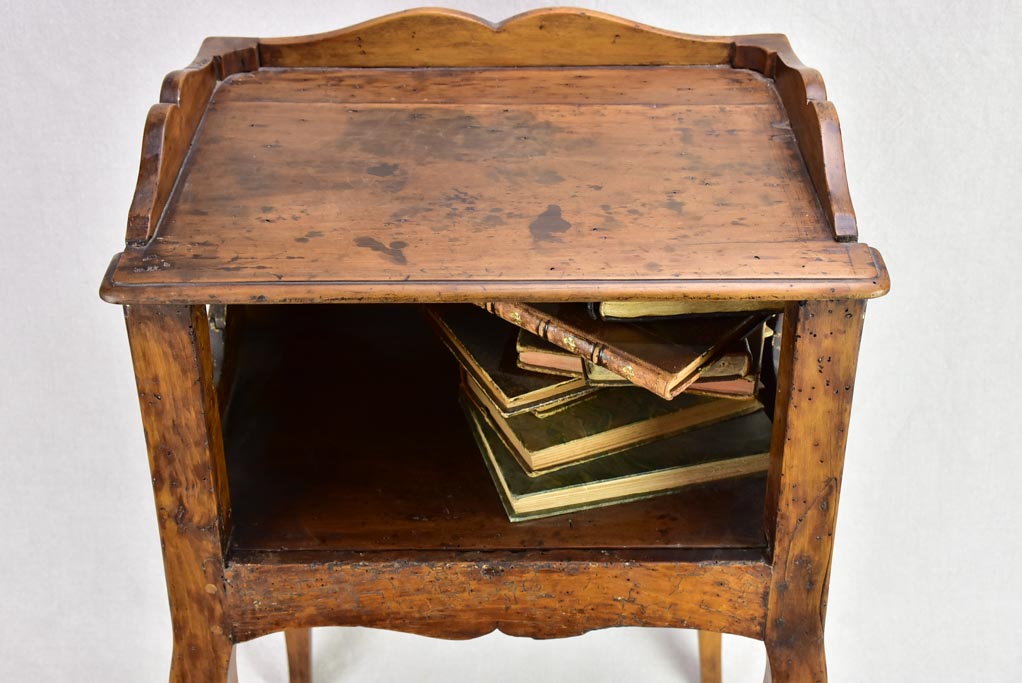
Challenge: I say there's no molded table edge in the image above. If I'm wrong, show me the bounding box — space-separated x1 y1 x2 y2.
99 246 889 305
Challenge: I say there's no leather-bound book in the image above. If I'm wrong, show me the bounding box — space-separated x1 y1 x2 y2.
461 391 771 522
583 324 767 400
482 302 768 400
687 323 770 399
515 330 585 377
426 305 596 416
463 371 761 473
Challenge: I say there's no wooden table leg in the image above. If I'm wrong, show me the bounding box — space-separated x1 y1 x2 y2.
285 628 313 683
698 630 722 683
126 305 235 682
763 300 866 683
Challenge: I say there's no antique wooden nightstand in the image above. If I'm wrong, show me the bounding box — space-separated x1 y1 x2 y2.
100 9 889 682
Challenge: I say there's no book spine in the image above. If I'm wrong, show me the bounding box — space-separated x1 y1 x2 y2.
483 302 672 399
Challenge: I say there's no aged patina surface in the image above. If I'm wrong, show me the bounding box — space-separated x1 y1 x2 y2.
103 9 888 682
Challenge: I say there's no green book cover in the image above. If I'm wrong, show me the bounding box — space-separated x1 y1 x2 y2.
465 373 761 472
461 392 771 522
426 305 596 415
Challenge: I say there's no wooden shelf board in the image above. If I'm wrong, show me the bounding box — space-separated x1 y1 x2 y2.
101 66 888 304
223 304 769 553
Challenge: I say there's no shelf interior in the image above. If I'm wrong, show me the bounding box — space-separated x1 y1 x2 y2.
222 304 769 554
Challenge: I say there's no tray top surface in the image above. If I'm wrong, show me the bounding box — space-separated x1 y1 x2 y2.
103 65 887 303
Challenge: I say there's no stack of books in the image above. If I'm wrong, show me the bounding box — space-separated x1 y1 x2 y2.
427 302 779 522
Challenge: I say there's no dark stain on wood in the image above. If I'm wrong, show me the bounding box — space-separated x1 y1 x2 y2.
389 205 435 223
446 188 479 206
435 187 484 223
293 230 324 244
529 204 571 242
535 169 565 185
381 176 408 194
100 13 892 683
367 162 400 177
676 125 696 147
665 196 685 214
351 109 573 161
355 236 408 264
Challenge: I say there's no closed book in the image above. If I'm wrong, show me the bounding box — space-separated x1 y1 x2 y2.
580 360 630 386
461 391 772 522
464 370 762 473
591 300 784 320
583 333 754 386
482 302 768 400
529 390 600 419
684 376 758 399
592 323 769 400
686 324 768 399
426 305 596 416
515 330 584 378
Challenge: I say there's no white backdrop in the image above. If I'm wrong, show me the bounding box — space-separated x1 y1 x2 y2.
2 1 1020 681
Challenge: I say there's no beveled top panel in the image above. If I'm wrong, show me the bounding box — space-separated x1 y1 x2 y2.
102 65 887 304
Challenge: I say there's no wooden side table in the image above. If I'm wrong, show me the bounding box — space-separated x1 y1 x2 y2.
100 9 889 682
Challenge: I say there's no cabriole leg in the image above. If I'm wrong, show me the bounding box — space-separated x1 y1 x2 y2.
763 300 866 683
125 304 234 682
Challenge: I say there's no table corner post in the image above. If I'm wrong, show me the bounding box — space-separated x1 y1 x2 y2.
124 304 236 681
762 299 867 682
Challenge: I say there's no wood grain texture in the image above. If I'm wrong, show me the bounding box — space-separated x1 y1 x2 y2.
258 8 732 68
125 39 258 245
762 300 866 682
101 62 888 304
193 36 260 78
125 304 234 681
125 63 215 246
224 550 771 642
284 629 312 683
102 243 888 304
733 34 857 241
699 630 723 683
102 8 886 304
103 11 888 680
213 65 776 106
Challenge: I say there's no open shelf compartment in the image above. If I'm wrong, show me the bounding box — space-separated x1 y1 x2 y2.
220 304 770 558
